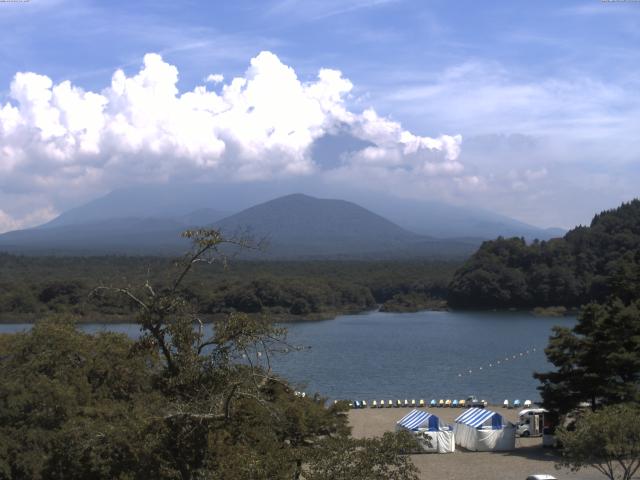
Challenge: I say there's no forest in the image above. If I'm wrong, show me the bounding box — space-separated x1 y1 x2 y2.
0 254 456 323
448 199 640 309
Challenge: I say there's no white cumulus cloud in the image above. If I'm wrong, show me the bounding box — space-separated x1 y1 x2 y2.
0 51 463 230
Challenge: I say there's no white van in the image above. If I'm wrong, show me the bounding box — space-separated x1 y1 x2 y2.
517 408 547 437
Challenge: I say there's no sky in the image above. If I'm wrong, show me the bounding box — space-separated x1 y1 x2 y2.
0 0 639 232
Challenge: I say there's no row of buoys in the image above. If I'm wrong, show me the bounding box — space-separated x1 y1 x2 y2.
342 398 487 409
504 399 532 408
457 346 539 377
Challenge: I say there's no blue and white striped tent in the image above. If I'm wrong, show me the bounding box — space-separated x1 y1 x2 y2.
455 407 503 430
397 409 440 431
454 407 515 451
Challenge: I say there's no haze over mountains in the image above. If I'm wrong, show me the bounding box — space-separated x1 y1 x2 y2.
0 184 565 258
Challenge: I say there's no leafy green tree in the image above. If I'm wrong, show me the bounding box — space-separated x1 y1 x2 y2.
556 403 640 480
303 431 419 480
449 199 640 309
0 229 420 479
534 298 640 415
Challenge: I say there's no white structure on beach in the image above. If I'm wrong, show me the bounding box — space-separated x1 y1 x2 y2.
453 407 516 451
396 409 455 453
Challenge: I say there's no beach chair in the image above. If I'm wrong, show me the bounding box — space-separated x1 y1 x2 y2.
513 399 521 408
354 400 361 409
438 399 444 407
411 399 416 407
396 399 401 408
387 400 393 408
372 400 377 408
452 399 459 408
362 400 367 408
419 399 425 407
524 399 532 407
459 399 466 408
349 401 354 409
430 399 436 407
503 399 509 408
404 399 409 408
445 399 451 407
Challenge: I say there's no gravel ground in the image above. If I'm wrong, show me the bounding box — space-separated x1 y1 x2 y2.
348 406 605 480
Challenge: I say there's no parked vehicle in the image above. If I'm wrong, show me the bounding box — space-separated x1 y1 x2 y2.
517 408 548 437
466 396 486 408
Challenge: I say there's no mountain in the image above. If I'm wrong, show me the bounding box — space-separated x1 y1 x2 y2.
0 193 480 258
213 193 427 258
0 218 190 255
39 183 564 240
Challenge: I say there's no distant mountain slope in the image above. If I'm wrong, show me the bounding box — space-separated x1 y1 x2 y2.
39 183 564 240
40 184 258 229
0 218 190 255
0 193 479 258
448 199 640 309
213 194 424 257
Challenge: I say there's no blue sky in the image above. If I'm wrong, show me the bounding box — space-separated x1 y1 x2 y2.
0 0 639 231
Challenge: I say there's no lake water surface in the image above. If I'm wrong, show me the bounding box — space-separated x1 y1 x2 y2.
1 310 574 404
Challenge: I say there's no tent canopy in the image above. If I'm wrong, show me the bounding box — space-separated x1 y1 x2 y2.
455 407 503 429
397 409 440 431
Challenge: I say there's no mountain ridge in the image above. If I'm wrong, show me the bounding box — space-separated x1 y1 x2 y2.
37 183 564 240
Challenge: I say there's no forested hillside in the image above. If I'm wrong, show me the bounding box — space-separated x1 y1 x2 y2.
448 199 640 309
0 256 456 322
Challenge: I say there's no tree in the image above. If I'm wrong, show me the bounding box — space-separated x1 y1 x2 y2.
556 403 640 480
0 229 420 479
534 298 640 416
303 431 420 480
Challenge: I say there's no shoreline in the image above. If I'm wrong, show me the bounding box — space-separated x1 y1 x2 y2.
0 304 578 325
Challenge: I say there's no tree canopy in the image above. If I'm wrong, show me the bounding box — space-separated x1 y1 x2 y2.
448 199 640 309
0 229 419 480
534 297 640 416
556 403 640 480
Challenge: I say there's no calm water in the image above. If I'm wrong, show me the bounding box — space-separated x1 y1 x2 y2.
0 310 574 404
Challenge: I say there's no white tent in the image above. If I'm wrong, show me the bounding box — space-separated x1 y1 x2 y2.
453 407 515 451
396 409 455 453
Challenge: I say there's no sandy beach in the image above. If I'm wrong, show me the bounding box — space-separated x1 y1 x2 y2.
348 406 604 480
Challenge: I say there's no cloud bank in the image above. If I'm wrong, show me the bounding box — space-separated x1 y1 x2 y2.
0 51 464 231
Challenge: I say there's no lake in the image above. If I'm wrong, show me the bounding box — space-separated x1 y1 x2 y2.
0 310 574 404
